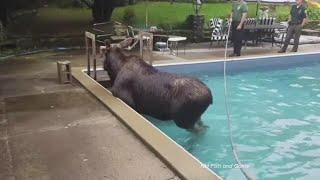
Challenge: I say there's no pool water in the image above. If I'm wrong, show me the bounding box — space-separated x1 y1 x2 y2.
149 61 320 180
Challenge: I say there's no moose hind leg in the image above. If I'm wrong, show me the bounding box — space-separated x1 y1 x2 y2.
111 87 135 109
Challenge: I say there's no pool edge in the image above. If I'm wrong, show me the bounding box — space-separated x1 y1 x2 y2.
72 67 221 180
154 51 320 67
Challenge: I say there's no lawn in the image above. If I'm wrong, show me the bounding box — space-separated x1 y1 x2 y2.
8 8 92 36
7 2 290 36
112 2 291 28
5 8 92 50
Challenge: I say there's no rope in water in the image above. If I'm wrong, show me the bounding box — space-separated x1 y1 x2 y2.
223 20 254 180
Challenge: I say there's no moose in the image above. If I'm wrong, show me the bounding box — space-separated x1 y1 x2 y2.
103 39 213 132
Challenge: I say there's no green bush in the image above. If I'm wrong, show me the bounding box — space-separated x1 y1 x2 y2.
276 13 289 22
176 15 194 29
304 20 320 29
307 9 320 20
158 22 174 30
112 2 289 29
122 8 136 25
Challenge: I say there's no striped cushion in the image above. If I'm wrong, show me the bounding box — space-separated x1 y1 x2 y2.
209 18 221 29
258 17 276 32
211 28 228 41
211 34 228 41
245 18 257 26
210 18 228 41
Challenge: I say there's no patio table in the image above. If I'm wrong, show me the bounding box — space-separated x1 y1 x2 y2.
167 36 187 56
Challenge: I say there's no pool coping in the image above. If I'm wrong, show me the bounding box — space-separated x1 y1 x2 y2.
154 50 320 66
72 67 221 180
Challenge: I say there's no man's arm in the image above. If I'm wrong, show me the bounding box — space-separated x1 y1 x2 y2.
301 18 307 27
288 15 291 23
237 12 247 30
301 7 308 27
288 5 293 24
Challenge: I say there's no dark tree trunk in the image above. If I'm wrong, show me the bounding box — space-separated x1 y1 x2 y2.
92 0 114 23
128 0 136 5
0 7 8 27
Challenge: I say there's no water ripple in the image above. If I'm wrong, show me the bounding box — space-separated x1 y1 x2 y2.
298 76 316 80
290 84 304 88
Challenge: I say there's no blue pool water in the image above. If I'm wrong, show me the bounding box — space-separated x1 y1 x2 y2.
149 54 320 180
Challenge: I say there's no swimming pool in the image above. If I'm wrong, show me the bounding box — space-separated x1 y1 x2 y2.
149 53 320 180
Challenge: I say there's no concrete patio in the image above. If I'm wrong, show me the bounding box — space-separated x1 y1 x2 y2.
0 51 179 180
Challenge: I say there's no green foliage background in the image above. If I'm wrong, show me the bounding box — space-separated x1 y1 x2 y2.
112 2 291 28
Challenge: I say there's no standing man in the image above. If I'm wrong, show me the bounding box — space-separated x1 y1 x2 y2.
229 0 248 57
278 0 307 53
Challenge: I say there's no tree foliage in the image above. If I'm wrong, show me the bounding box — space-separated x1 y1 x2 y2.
91 0 129 22
79 0 130 22
0 0 132 26
0 0 40 27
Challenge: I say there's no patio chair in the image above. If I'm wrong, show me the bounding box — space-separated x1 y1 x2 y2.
91 21 114 45
154 35 169 54
257 17 276 46
209 18 221 29
92 21 131 45
155 41 168 54
111 23 130 42
97 24 140 56
125 26 140 50
209 18 228 49
167 36 187 56
274 22 288 47
244 18 258 48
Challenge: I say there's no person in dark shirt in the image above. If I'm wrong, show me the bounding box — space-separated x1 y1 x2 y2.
229 0 248 57
278 0 307 53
